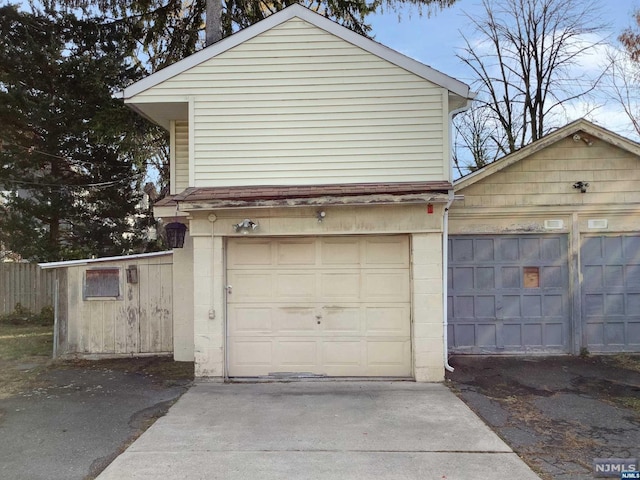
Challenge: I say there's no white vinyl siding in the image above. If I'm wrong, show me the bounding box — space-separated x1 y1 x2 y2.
174 121 189 192
136 19 447 187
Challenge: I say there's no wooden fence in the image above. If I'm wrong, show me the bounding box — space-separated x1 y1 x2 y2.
0 263 55 316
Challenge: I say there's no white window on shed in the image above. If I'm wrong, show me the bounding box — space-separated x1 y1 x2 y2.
84 268 121 299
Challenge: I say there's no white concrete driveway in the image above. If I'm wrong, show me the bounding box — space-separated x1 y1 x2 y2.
97 381 540 480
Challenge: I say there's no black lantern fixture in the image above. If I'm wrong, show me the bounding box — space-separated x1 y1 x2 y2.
165 222 187 248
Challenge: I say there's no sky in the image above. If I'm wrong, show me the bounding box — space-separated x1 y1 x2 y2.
367 0 640 141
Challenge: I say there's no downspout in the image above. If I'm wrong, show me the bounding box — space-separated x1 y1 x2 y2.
53 276 59 359
443 100 474 373
442 190 455 372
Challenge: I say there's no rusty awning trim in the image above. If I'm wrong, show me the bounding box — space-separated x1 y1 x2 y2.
155 182 453 210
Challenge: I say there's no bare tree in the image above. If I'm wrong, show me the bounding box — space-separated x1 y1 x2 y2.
452 103 505 176
605 50 640 136
457 0 606 157
605 9 640 137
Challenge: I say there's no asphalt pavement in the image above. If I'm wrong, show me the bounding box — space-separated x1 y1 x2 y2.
0 363 190 480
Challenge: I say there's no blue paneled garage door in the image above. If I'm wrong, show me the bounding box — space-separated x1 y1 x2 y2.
581 235 640 352
448 235 570 354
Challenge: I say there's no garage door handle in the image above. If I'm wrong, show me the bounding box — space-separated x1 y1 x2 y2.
226 285 232 294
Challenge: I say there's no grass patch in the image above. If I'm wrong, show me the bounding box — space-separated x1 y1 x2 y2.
0 323 53 399
610 354 640 373
0 324 53 360
616 396 640 413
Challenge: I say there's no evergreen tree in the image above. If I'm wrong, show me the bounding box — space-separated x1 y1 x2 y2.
45 0 458 72
0 5 165 261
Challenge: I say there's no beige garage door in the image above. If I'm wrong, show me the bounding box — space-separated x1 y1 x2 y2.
226 236 411 377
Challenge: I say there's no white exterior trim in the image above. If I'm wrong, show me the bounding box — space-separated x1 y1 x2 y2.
119 4 471 100
38 251 173 269
170 120 177 195
188 97 195 188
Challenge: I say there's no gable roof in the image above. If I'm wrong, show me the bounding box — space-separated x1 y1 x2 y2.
119 4 471 101
454 119 640 191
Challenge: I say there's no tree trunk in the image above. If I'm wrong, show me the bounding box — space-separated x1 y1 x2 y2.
206 0 222 46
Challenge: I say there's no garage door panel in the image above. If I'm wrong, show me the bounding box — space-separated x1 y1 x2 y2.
227 236 411 377
276 272 316 298
543 295 564 317
585 294 603 316
452 267 473 289
522 324 542 345
541 237 562 259
321 307 360 334
227 240 272 266
628 265 640 286
503 324 522 347
475 239 495 261
604 236 623 260
277 341 318 367
503 296 521 318
542 266 563 287
320 273 360 299
475 296 496 318
499 238 519 261
276 239 316 265
545 323 564 346
606 294 625 315
275 307 317 333
629 294 640 311
521 238 541 260
366 340 409 366
452 296 474 319
606 266 624 286
322 341 362 366
231 340 273 368
364 237 409 266
629 323 640 345
501 267 520 288
363 271 410 300
229 272 272 300
230 307 273 333
449 235 570 353
476 268 495 288
365 306 410 335
522 296 542 317
605 323 625 345
476 324 497 347
320 239 360 265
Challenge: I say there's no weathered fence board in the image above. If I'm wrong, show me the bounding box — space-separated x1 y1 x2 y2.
0 263 55 315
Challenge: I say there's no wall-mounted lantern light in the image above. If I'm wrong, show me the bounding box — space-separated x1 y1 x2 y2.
233 219 259 234
573 181 589 193
165 222 188 248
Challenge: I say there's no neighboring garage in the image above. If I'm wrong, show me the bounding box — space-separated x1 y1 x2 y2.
449 119 640 355
226 235 411 377
448 234 570 354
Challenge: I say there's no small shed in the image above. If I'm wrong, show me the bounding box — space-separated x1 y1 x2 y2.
39 251 173 358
